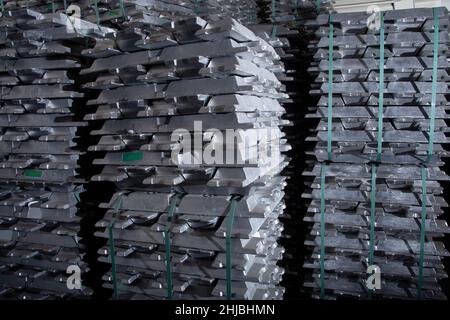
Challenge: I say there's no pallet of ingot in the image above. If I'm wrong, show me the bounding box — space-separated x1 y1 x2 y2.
303 7 450 299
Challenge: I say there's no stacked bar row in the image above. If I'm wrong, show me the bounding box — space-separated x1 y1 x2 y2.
0 2 113 299
81 15 290 299
303 8 450 299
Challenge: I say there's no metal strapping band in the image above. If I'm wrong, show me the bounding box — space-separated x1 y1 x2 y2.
319 164 327 298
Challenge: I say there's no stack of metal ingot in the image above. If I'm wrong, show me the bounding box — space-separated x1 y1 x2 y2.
81 16 290 299
0 2 113 299
71 0 259 27
303 8 450 299
214 0 259 24
247 0 325 298
259 0 326 23
329 0 450 13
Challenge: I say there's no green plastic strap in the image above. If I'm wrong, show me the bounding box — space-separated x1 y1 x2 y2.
418 167 427 297
319 164 327 299
225 195 240 300
194 0 200 15
119 0 127 19
418 9 441 286
327 15 334 161
108 225 118 299
271 0 277 38
63 0 68 13
376 12 385 163
271 25 278 39
163 193 182 300
367 164 377 299
316 0 321 14
204 0 209 14
93 0 100 27
1 0 4 12
369 165 377 266
427 7 439 162
109 194 123 300
73 191 88 212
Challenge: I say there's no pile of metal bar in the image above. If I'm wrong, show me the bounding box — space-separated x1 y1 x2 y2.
303 8 450 299
330 0 450 13
0 2 113 299
82 16 290 299
72 0 259 27
248 0 324 298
